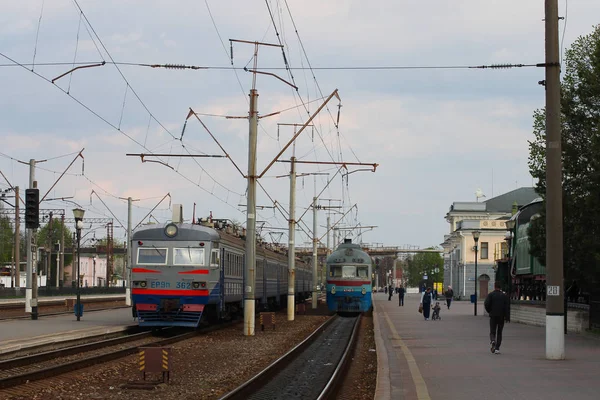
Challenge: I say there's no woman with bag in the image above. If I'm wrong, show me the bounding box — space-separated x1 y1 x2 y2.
420 287 433 320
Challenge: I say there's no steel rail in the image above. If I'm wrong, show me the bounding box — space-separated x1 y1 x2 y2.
0 328 198 390
219 315 338 400
317 314 362 399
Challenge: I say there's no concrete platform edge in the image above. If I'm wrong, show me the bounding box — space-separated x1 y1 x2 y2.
373 296 391 400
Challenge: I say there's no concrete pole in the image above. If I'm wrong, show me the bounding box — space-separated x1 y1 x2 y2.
14 186 20 287
244 88 258 336
60 214 65 287
544 0 564 360
31 181 38 320
449 250 453 288
55 240 60 287
125 197 132 306
25 159 35 313
287 156 296 321
325 214 330 288
312 196 318 309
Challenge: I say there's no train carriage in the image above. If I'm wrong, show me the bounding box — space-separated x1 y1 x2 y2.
131 217 311 328
326 238 373 313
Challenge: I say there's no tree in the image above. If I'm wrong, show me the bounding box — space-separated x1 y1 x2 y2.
528 25 600 290
0 216 14 265
36 218 74 285
403 249 443 288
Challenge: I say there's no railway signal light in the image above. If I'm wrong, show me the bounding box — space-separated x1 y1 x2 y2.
25 188 40 229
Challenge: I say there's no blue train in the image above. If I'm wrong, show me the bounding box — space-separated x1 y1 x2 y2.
130 217 312 328
326 239 373 313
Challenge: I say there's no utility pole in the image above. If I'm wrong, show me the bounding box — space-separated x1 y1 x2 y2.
60 214 65 287
312 195 318 309
545 0 564 360
31 181 39 320
126 197 132 306
245 86 258 336
287 156 296 321
47 212 53 287
14 186 20 287
25 160 35 313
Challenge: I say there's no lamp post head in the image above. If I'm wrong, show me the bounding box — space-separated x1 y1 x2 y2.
472 230 481 242
505 219 516 231
72 208 85 222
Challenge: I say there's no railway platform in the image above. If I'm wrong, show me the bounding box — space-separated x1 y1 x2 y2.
0 293 125 305
0 307 135 354
373 292 600 400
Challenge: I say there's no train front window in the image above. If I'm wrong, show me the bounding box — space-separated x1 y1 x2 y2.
173 247 206 266
330 266 342 277
357 266 368 278
137 247 168 265
342 265 356 278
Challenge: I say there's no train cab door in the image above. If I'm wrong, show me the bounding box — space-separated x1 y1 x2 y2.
217 248 225 315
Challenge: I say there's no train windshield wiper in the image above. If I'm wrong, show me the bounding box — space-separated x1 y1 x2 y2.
187 246 192 263
151 245 164 257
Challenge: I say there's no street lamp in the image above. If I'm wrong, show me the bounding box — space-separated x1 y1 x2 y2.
472 230 481 316
72 208 85 321
505 219 516 321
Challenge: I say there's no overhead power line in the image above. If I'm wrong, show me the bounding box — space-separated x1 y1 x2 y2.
0 61 550 70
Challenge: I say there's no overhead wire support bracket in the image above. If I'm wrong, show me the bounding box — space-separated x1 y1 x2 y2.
244 69 297 90
51 61 105 83
187 108 246 178
276 159 379 172
39 149 85 203
259 89 341 178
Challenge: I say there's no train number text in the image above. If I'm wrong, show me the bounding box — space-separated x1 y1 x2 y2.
176 282 191 289
150 281 171 288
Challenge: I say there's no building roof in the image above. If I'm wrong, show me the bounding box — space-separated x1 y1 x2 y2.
483 187 538 213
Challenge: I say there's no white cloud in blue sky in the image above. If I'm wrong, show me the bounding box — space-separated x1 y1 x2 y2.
1 0 598 249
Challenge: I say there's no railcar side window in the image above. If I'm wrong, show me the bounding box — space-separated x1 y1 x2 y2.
330 266 342 277
137 248 168 265
342 265 356 278
173 248 205 266
357 266 368 278
211 249 220 267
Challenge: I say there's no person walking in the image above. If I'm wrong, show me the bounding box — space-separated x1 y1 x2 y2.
420 287 433 320
388 285 393 301
484 281 510 354
445 285 454 309
398 286 405 306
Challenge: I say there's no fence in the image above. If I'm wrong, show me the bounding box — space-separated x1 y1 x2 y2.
0 285 126 299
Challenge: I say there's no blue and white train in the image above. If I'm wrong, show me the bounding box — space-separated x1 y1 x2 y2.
130 218 312 327
326 239 373 313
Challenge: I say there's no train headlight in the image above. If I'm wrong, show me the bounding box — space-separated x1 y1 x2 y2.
164 223 178 238
134 281 147 288
361 287 366 295
331 285 336 294
192 282 207 289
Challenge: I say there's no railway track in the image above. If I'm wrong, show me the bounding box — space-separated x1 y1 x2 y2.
0 327 196 396
220 314 361 400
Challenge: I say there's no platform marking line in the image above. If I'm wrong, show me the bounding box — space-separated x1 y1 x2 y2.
384 312 431 400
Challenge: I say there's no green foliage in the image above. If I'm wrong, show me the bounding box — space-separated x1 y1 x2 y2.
527 25 600 289
36 218 74 267
0 216 13 264
403 249 443 288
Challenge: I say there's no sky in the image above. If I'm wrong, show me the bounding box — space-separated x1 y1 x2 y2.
1 0 598 250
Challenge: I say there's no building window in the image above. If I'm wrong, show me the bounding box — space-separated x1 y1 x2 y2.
480 242 489 259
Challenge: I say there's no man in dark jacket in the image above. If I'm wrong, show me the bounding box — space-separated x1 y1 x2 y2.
398 286 405 306
484 281 509 354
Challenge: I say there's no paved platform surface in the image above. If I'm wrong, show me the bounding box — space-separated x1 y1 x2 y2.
0 307 135 354
374 292 600 400
0 293 125 305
